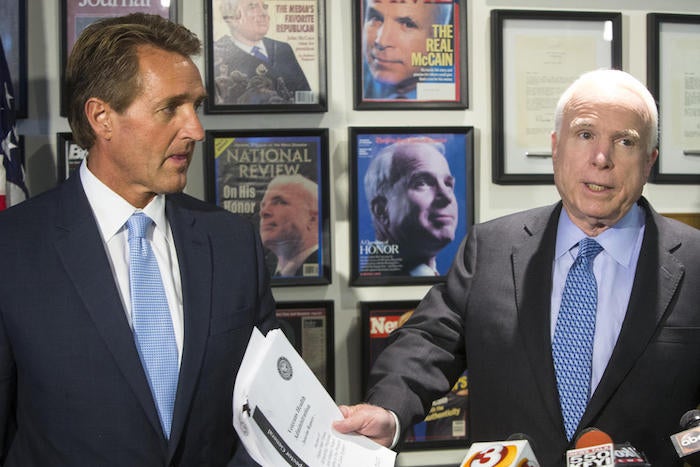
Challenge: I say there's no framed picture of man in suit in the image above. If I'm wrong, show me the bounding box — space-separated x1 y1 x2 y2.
205 0 327 113
275 300 334 397
204 128 331 286
349 126 474 286
59 0 177 116
0 0 27 117
361 300 469 450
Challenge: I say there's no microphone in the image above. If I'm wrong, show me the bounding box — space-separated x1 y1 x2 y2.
566 427 650 466
460 433 540 467
670 409 700 466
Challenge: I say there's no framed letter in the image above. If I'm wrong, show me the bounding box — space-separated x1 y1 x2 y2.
491 10 622 184
647 13 700 184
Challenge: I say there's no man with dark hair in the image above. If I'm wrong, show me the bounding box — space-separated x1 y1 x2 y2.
0 13 276 465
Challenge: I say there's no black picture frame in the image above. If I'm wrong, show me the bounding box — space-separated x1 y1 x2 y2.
647 13 700 184
204 0 327 114
491 10 622 184
360 300 469 450
59 0 178 116
204 128 331 286
349 126 474 286
56 132 87 184
0 0 28 118
275 300 334 397
352 0 468 110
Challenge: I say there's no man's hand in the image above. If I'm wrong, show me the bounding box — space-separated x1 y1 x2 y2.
332 403 396 448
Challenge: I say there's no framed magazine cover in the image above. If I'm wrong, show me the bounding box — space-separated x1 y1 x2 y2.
349 126 473 286
56 132 87 184
0 0 27 118
353 0 468 110
360 300 469 450
647 13 700 184
59 0 177 116
491 10 622 184
205 0 327 113
204 128 331 286
275 300 334 397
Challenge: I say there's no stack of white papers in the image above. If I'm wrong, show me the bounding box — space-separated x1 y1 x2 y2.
233 327 397 467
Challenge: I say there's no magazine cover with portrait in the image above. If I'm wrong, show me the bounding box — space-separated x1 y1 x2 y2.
354 0 467 109
350 127 473 286
361 301 469 450
206 0 327 113
205 129 331 286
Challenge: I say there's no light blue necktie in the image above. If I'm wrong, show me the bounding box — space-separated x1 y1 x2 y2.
251 45 268 63
552 237 603 441
127 212 179 439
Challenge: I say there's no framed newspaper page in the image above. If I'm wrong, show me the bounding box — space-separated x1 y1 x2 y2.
59 0 177 116
204 128 331 286
349 126 473 287
647 13 700 184
360 300 469 450
491 10 622 184
353 0 468 110
0 0 27 117
205 0 327 113
275 300 334 397
56 132 87 184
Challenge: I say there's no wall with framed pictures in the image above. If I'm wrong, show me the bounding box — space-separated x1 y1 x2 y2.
16 1 700 465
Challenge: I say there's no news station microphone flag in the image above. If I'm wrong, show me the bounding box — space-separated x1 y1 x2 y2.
0 37 28 211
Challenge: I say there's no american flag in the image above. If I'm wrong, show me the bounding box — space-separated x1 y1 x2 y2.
1 37 28 211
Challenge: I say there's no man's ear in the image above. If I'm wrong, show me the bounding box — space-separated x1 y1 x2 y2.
85 97 112 142
370 196 388 225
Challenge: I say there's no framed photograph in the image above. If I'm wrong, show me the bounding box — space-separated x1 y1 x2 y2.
204 128 331 286
60 0 177 115
491 10 622 184
349 126 473 286
205 0 327 113
0 0 27 117
56 132 87 184
275 300 334 396
352 0 468 110
647 13 700 184
360 300 469 450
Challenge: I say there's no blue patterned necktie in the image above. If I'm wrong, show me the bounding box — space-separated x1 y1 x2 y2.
552 237 604 441
127 212 179 439
251 45 268 63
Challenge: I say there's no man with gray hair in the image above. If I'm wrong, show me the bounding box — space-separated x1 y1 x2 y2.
364 139 458 276
259 174 319 277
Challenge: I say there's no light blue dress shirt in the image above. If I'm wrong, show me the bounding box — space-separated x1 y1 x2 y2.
551 204 645 395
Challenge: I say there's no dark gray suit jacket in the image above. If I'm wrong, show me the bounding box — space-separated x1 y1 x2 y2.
367 198 700 466
0 173 277 465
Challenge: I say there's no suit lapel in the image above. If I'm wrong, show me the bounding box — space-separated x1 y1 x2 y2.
512 204 566 434
53 175 164 439
582 202 684 427
165 197 213 455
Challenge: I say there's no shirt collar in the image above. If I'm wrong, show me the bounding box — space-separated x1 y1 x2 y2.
556 203 644 267
80 159 167 240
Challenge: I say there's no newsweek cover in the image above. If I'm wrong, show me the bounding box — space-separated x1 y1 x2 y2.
359 0 463 103
354 130 470 280
210 0 321 106
362 304 468 449
209 131 328 282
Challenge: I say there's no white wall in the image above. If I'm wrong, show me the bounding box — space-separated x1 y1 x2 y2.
18 1 699 464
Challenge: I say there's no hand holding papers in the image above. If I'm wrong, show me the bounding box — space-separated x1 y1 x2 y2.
233 327 397 467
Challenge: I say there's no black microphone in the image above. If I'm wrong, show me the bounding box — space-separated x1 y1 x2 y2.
566 428 650 466
670 409 700 466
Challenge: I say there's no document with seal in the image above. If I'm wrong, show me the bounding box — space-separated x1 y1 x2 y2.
233 327 397 467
